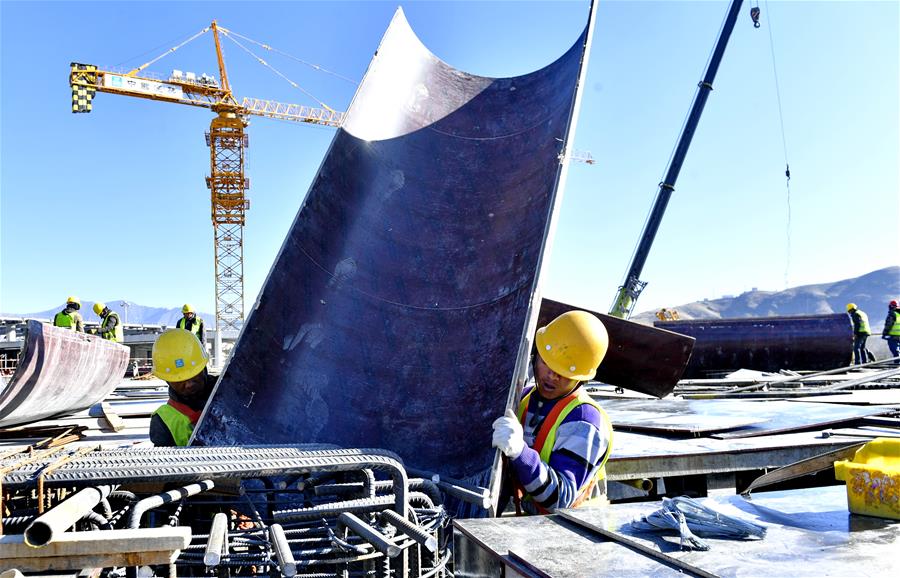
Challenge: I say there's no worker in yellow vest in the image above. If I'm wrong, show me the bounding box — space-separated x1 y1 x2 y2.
883 300 900 364
149 328 216 446
52 296 85 332
846 303 873 365
492 310 613 514
176 304 205 349
90 302 124 342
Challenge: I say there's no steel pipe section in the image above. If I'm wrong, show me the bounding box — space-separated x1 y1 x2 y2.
24 485 114 547
269 524 298 577
0 321 129 427
538 299 694 398
191 6 594 485
127 480 215 529
655 314 853 378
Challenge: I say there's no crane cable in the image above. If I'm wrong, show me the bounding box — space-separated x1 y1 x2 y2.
218 28 337 113
756 2 793 288
125 26 211 76
217 27 358 86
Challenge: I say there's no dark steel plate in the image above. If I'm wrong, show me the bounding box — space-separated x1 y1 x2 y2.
193 9 592 483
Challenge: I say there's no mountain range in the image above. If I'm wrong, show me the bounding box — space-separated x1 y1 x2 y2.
1 300 215 328
631 265 900 325
4 266 898 330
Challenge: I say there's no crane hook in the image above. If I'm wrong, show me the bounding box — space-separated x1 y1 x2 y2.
750 6 761 28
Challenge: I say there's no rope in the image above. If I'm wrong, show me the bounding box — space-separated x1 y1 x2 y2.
127 26 211 76
761 1 793 288
219 30 335 112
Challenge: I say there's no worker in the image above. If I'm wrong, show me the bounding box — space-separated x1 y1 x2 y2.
176 303 206 348
656 308 668 321
882 300 900 363
492 310 613 514
149 328 216 446
846 303 874 365
91 302 124 342
52 296 85 332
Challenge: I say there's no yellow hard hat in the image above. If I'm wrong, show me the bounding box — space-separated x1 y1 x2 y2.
846 303 857 312
152 328 209 382
92 302 106 315
66 296 81 306
535 310 609 381
182 303 194 314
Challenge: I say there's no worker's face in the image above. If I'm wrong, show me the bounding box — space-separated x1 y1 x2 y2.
183 312 194 320
168 369 207 398
533 355 579 400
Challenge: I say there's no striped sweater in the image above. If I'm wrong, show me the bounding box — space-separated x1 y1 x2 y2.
509 386 610 512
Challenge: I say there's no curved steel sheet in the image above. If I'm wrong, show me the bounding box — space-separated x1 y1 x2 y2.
538 299 694 398
655 314 853 378
193 9 592 481
0 321 129 427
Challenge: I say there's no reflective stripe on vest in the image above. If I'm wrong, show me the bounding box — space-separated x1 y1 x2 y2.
100 312 124 342
154 402 196 446
54 311 75 329
891 311 900 337
515 388 614 509
853 310 871 335
177 316 202 336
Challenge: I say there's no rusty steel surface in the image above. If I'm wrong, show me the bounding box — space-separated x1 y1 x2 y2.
655 314 853 378
538 299 694 398
193 8 593 482
0 321 129 428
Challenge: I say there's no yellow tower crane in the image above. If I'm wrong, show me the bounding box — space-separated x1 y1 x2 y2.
69 21 344 332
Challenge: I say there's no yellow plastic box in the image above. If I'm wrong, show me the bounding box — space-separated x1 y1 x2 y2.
834 438 900 520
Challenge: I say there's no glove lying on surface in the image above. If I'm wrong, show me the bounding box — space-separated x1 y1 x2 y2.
492 409 525 459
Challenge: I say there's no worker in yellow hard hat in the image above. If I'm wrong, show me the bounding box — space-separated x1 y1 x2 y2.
52 296 85 332
846 303 873 365
149 328 216 446
492 310 614 514
90 302 123 342
176 303 206 350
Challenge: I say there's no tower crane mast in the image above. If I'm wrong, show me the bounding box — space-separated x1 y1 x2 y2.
69 21 344 333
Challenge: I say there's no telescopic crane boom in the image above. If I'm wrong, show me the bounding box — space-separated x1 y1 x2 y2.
69 21 344 333
609 0 744 319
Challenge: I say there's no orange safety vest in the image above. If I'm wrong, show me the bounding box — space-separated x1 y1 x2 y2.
513 387 613 514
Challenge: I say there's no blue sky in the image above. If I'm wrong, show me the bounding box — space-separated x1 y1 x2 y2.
2 1 898 321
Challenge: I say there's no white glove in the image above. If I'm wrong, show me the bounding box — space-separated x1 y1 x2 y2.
492 409 525 459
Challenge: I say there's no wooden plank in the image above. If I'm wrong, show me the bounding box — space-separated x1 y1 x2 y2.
98 403 125 432
0 527 191 559
0 550 176 572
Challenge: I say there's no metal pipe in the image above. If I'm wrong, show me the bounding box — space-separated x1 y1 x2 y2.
24 485 114 547
621 478 654 492
269 523 297 577
203 512 228 567
127 480 214 529
336 512 401 558
274 495 395 522
379 509 437 553
404 467 490 509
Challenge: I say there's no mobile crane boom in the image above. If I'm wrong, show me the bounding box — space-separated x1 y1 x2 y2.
609 0 743 319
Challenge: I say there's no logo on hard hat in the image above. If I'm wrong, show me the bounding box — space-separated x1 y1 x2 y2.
175 358 185 368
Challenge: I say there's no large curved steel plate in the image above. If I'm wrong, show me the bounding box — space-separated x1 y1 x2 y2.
193 8 593 482
655 314 853 378
0 321 129 427
538 299 694 398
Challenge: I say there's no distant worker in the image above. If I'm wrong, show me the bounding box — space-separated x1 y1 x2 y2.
846 303 874 365
176 304 206 348
882 300 900 363
91 302 123 342
492 311 613 514
669 309 680 320
53 296 85 332
656 308 668 321
149 328 216 446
